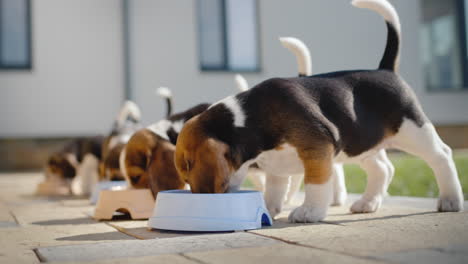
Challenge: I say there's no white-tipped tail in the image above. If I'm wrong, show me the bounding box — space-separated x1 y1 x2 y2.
156 87 172 98
116 100 141 127
279 37 312 76
352 0 401 71
156 87 173 117
352 0 400 33
235 74 249 92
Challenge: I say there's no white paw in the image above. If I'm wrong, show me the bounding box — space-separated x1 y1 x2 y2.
288 205 327 223
266 200 283 218
265 192 285 218
438 196 464 212
350 197 382 213
267 205 282 218
330 189 347 206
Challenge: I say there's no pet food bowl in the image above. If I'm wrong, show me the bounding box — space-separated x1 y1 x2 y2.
90 181 128 204
35 181 70 196
148 190 272 232
93 189 154 220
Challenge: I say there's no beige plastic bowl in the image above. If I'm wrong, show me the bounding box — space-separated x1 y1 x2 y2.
35 181 71 196
93 189 154 220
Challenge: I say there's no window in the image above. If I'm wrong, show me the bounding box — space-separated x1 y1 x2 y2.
420 0 468 91
196 0 260 72
0 0 32 69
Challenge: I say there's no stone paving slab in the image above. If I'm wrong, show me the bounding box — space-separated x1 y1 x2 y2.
0 224 135 264
186 243 384 264
10 201 93 226
36 232 278 263
375 247 468 264
0 224 135 249
108 220 224 240
251 205 468 257
78 254 197 264
0 173 42 202
2 173 468 263
0 249 39 264
0 201 17 228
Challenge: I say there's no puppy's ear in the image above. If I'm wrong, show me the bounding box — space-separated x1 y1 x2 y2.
189 138 234 193
98 162 106 180
147 140 185 197
123 129 159 188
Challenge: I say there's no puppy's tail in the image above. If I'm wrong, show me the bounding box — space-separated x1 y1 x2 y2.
234 74 249 92
156 87 173 117
116 100 141 128
279 37 312 76
352 0 401 72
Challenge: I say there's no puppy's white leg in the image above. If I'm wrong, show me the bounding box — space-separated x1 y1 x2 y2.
289 147 334 223
285 173 303 205
71 154 99 196
288 179 333 223
331 163 347 206
380 150 395 197
351 152 389 213
391 120 463 212
264 173 289 218
247 168 266 193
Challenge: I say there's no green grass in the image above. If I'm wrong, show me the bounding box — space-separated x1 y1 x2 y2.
345 151 468 199
243 151 468 199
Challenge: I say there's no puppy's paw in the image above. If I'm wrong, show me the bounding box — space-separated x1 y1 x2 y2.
267 204 282 219
330 188 347 207
265 193 284 218
350 197 382 213
438 196 464 212
288 205 327 223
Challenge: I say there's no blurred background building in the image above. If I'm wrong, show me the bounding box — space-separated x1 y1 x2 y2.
0 0 467 171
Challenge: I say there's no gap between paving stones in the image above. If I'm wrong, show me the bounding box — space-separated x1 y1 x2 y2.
104 222 147 240
33 248 45 263
180 253 209 264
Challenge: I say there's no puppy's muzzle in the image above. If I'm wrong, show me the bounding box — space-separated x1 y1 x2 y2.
130 175 141 185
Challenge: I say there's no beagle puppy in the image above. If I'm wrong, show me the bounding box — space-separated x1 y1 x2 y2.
44 136 104 196
100 100 142 181
120 37 317 197
120 101 210 195
175 0 464 223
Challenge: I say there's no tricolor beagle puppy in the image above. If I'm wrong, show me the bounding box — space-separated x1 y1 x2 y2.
175 0 464 223
120 98 210 195
120 38 317 197
100 100 142 181
45 136 104 196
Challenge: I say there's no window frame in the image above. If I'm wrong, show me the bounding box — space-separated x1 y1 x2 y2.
0 0 33 70
196 0 261 73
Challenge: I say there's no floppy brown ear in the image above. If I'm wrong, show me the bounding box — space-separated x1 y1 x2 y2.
103 143 126 181
123 129 159 188
147 140 185 197
98 162 106 181
189 138 234 193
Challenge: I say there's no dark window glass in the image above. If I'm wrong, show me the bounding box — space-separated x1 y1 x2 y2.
0 0 32 69
197 0 260 72
421 0 467 90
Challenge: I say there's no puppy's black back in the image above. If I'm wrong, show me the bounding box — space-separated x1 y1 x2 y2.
240 70 427 157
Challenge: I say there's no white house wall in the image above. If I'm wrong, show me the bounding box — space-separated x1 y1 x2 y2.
0 0 466 138
0 0 124 138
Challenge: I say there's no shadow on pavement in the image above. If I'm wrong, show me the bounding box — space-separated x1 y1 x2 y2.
32 217 97 226
56 231 135 241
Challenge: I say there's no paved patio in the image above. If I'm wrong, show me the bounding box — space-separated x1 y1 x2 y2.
0 172 467 263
